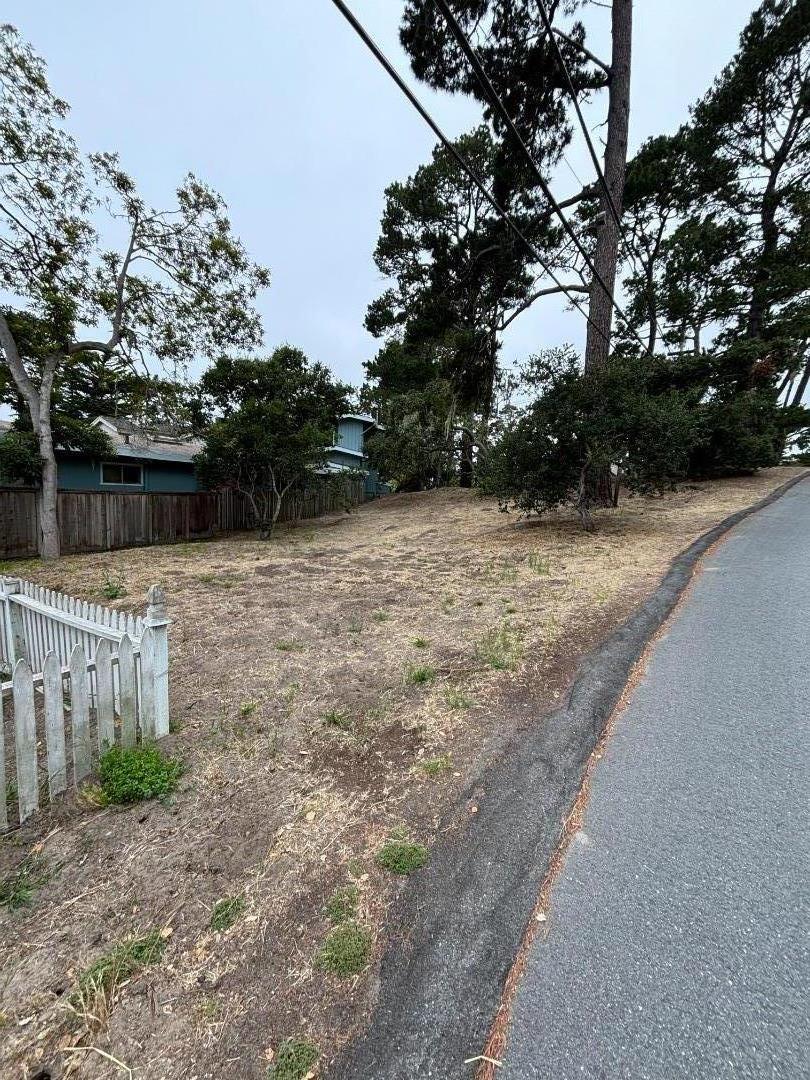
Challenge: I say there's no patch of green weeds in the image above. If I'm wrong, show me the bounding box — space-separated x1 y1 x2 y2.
443 685 473 710
282 682 300 706
404 663 436 686
269 1039 319 1080
347 616 363 634
196 572 235 588
98 744 183 804
321 708 351 731
371 609 390 624
100 570 126 600
418 754 452 777
314 922 372 977
410 637 429 649
74 929 166 1008
239 700 259 718
324 884 359 924
0 856 50 912
476 624 523 671
375 838 428 875
210 896 246 932
527 552 551 575
275 639 305 652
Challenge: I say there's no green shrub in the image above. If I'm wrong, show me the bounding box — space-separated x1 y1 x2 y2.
211 896 246 931
98 745 182 804
375 839 428 875
269 1039 319 1080
314 922 371 977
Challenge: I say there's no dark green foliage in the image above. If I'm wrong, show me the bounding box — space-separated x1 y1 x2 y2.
479 349 703 526
324 885 359 924
194 349 350 537
375 839 429 875
98 744 182 804
210 896 246 932
0 429 41 486
268 1039 319 1080
314 922 372 977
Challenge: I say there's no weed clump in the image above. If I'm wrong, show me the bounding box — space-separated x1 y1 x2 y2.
419 755 451 777
101 570 126 600
324 884 359 924
75 930 166 1009
211 895 246 932
476 624 523 671
98 744 182 804
314 923 371 977
443 685 473 710
376 838 428 875
321 708 351 731
269 1039 319 1080
0 856 50 912
404 663 436 686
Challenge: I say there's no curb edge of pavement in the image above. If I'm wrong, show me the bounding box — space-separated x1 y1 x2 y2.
331 470 810 1080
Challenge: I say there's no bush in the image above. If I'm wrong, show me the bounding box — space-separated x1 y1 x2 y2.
98 745 182 804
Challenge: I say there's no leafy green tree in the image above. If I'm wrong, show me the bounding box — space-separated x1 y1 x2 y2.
0 26 269 558
194 349 350 537
364 380 458 492
479 349 702 529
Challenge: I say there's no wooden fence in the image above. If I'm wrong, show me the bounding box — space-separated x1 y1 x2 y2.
0 477 367 559
0 578 169 829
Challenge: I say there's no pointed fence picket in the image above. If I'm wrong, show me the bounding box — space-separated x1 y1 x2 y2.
0 580 170 828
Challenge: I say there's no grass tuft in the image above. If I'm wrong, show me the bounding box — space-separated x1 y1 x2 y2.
418 754 452 777
275 639 305 652
99 744 183 804
371 609 390 623
101 570 126 600
0 856 50 912
443 685 473 710
527 552 551 575
314 922 371 977
321 708 351 731
239 700 259 717
210 895 246 932
476 624 523 671
74 930 166 1012
410 636 429 648
268 1039 319 1080
404 662 436 686
324 884 359 924
375 838 428 875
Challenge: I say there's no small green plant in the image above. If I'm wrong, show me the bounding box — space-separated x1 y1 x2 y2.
239 700 258 718
527 552 551 575
371 609 390 623
418 754 452 777
404 663 436 686
100 570 126 600
0 856 50 912
269 1039 319 1080
347 616 363 634
75 930 166 1008
275 639 305 652
321 708 351 731
282 682 300 706
314 922 372 977
476 624 523 671
98 744 183 804
210 895 246 932
443 685 473 710
410 636 429 649
324 884 359 924
375 838 428 875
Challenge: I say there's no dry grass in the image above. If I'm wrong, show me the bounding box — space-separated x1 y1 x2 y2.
0 468 801 1078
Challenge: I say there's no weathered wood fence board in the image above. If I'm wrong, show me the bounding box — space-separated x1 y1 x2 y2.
0 579 170 829
0 477 367 558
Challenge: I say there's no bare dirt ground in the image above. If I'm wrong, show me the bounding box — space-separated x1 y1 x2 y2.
0 468 802 1079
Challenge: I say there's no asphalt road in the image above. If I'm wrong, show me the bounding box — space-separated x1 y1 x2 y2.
502 478 810 1080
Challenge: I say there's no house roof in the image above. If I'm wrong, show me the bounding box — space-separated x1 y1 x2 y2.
114 443 199 464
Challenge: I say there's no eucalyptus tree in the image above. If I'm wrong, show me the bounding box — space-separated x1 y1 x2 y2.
0 26 269 558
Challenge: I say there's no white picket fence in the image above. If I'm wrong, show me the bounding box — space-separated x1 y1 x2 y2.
0 578 169 830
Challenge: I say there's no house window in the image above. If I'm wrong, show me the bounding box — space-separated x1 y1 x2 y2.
101 462 144 487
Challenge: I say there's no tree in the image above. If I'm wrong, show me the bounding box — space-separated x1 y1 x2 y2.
194 349 350 538
0 26 269 558
479 349 703 529
364 380 458 492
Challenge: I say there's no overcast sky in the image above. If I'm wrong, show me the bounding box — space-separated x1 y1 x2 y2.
5 1 757 390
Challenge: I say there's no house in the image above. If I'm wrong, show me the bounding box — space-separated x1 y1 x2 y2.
51 413 386 495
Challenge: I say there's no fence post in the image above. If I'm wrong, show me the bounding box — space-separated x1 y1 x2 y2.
1 577 27 667
144 584 170 738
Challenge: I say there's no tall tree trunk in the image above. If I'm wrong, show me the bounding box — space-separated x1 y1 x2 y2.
583 0 633 374
582 0 633 510
791 354 810 407
37 410 60 560
459 429 474 488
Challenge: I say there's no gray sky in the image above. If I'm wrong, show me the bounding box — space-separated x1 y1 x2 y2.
5 1 757 390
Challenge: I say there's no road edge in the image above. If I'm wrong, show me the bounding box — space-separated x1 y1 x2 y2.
330 471 809 1080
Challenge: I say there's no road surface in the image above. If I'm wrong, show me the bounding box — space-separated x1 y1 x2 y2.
502 477 810 1079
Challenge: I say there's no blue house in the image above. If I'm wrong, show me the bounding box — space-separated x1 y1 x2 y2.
53 413 385 495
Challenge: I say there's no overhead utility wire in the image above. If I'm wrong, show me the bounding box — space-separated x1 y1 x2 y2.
329 0 610 345
433 0 649 353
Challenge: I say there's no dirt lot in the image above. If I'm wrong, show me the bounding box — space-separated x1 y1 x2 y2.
0 468 802 1079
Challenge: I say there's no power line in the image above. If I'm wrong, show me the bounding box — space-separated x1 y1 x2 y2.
328 0 610 345
432 0 649 353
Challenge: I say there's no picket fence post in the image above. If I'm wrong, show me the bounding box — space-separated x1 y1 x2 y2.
144 584 170 739
1 577 27 666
